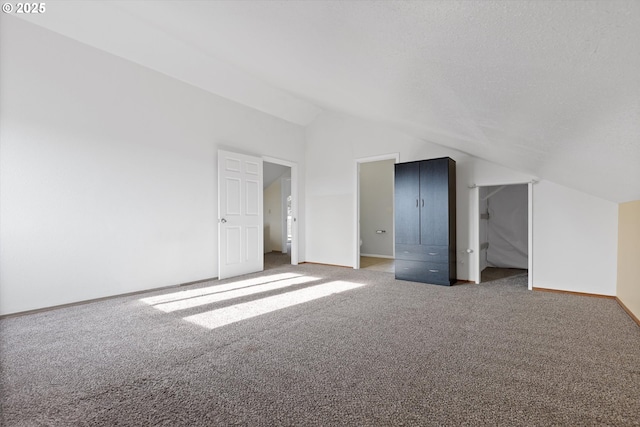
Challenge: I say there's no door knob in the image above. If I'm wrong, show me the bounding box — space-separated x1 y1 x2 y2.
220 218 227 223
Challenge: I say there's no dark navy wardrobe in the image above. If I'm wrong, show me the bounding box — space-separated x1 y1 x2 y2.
394 157 456 286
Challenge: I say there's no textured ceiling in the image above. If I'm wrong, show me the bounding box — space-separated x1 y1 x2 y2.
15 1 640 202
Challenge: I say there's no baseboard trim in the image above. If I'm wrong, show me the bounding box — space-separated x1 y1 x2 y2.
532 287 615 299
0 277 217 319
616 297 640 327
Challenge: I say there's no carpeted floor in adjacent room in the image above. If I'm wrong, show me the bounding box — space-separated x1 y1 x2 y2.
1 262 639 426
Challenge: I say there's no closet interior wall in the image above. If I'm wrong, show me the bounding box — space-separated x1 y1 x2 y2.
479 184 528 272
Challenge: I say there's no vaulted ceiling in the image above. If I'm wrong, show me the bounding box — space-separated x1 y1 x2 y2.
15 1 640 202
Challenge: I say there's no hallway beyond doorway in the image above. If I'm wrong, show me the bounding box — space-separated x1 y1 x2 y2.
360 256 394 273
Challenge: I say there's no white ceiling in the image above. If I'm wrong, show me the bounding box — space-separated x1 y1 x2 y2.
16 1 640 202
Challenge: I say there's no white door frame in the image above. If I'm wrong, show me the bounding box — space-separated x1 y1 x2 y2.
354 153 400 269
263 156 299 265
280 176 291 254
471 181 534 290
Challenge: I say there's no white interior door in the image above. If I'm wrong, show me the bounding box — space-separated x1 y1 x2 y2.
218 150 263 280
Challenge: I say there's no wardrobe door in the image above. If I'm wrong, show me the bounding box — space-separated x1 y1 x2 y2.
394 162 420 245
420 159 449 246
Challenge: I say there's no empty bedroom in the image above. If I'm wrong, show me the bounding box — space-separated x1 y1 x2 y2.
1 1 639 425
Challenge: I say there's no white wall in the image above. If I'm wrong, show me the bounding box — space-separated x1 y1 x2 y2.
359 160 394 257
533 180 618 295
305 111 619 296
0 16 306 315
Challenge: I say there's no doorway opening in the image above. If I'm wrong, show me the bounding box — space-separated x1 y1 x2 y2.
477 184 529 284
263 157 298 270
355 154 399 271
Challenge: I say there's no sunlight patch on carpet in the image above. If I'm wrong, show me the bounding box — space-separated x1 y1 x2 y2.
140 273 302 305
184 281 367 329
152 275 321 313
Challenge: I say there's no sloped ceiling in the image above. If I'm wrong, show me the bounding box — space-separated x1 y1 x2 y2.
264 163 290 189
14 1 640 202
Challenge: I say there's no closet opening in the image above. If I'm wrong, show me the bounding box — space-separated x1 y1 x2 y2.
478 184 529 284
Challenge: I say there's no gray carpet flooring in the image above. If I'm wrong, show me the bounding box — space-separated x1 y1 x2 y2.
481 267 528 283
1 263 639 426
264 250 292 270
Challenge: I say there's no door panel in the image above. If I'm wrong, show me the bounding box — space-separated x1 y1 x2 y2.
226 178 241 215
420 159 449 246
394 162 420 245
246 179 260 215
218 150 263 279
246 225 260 262
225 226 242 265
